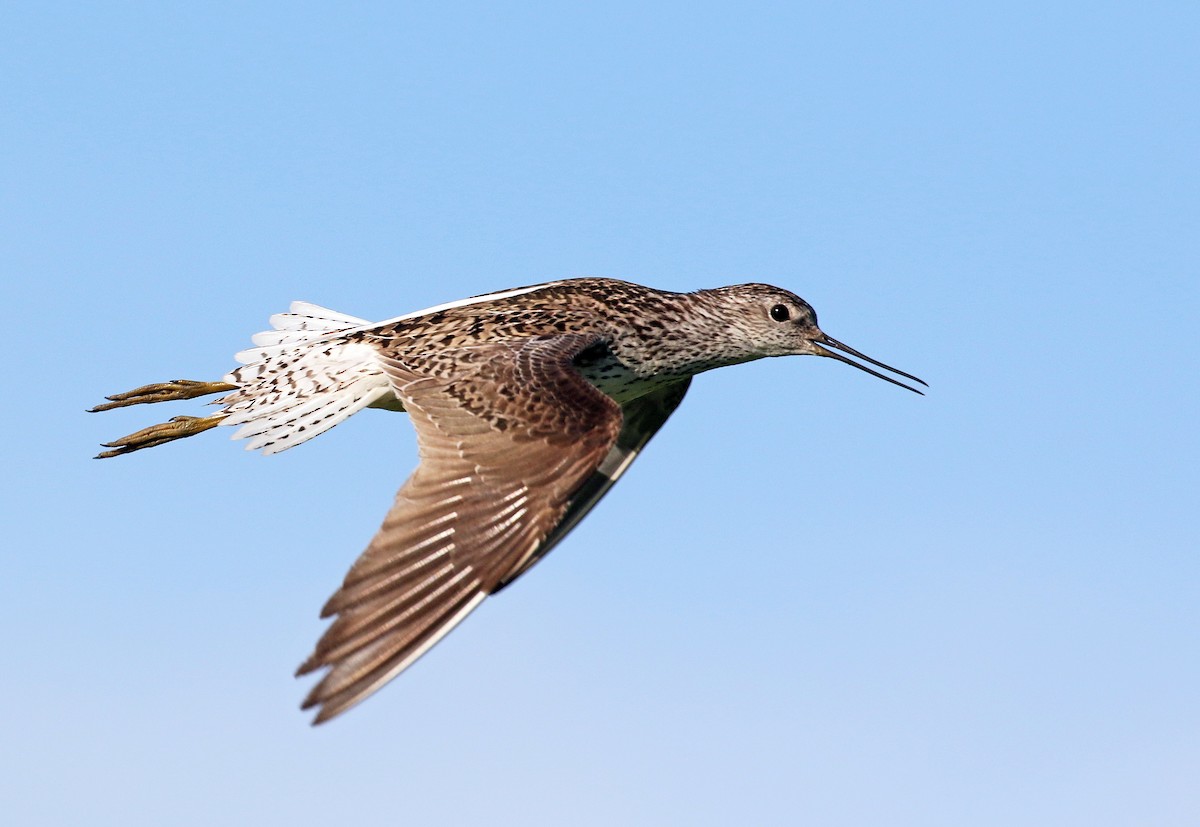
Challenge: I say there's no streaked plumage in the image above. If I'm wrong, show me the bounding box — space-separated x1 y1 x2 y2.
92 277 925 723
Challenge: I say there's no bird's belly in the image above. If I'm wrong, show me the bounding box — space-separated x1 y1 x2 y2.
576 351 680 404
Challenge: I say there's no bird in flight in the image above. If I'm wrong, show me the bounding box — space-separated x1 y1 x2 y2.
91 278 925 723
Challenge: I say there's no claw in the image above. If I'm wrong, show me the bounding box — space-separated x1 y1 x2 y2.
88 379 238 412
95 414 227 458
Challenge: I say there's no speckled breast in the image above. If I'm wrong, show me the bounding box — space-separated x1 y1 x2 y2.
575 347 685 405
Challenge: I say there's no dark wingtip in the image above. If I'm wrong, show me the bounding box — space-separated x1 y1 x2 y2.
299 682 339 725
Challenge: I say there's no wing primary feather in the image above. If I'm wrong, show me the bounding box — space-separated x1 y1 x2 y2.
305 591 488 724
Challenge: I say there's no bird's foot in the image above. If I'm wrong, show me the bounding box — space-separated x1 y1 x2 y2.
95 414 227 459
88 379 238 412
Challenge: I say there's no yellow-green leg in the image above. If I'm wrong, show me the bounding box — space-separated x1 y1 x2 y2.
95 414 228 458
88 379 238 412
90 379 238 458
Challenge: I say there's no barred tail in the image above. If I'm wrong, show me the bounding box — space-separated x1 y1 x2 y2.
91 301 395 458
220 301 393 454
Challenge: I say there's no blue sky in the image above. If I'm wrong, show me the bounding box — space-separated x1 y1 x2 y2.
3 2 1197 824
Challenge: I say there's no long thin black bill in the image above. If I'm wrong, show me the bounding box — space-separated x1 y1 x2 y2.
813 335 927 395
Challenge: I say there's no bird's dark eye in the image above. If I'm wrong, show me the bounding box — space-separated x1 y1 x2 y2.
770 304 790 322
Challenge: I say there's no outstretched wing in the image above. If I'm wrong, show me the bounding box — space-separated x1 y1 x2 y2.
297 334 626 723
495 377 691 590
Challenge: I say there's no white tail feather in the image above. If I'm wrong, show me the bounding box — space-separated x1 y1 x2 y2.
219 302 393 454
274 301 370 329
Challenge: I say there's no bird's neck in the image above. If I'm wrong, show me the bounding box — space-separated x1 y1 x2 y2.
602 290 761 379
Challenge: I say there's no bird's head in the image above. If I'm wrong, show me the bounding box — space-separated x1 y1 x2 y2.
699 284 927 394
